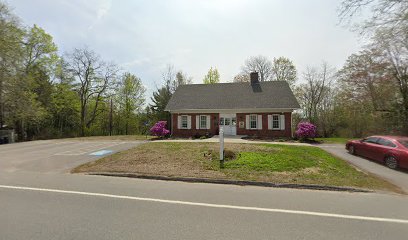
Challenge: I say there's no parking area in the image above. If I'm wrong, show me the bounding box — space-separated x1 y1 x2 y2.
0 140 144 173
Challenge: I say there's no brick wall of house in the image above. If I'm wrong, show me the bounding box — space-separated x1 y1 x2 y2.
236 112 292 137
171 113 219 137
171 112 292 138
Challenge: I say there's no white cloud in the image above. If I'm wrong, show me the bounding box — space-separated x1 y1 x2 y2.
88 0 112 30
97 0 112 20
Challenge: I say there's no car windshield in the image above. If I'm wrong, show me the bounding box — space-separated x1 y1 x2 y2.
362 137 379 143
398 139 408 148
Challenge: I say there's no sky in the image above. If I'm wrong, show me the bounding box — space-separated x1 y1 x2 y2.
7 0 364 99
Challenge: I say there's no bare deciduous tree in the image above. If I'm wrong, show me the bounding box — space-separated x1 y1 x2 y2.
295 63 336 124
162 64 175 92
241 55 273 81
66 47 118 136
339 0 408 34
162 64 192 93
233 73 250 83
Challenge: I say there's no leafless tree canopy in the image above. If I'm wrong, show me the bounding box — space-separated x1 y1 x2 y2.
339 0 408 33
233 73 250 83
295 63 336 124
162 64 192 93
241 55 273 81
67 47 118 136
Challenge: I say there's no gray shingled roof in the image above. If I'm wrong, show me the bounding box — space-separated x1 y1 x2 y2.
165 81 300 111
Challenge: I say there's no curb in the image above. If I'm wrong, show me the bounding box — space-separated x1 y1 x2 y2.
87 172 372 193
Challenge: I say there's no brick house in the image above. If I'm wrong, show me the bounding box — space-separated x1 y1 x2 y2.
165 72 300 138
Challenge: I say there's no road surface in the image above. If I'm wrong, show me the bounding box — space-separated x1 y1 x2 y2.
1 140 408 239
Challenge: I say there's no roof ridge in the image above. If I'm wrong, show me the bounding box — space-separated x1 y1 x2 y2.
179 81 289 87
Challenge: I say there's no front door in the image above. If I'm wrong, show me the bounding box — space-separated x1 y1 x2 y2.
219 114 237 135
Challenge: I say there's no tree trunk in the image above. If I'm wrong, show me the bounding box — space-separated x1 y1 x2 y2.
80 111 85 137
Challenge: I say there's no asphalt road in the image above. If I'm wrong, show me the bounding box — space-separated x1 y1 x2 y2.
1 140 408 239
318 144 408 193
1 172 408 240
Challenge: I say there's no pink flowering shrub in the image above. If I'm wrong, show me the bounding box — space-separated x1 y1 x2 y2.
150 121 170 137
295 122 317 140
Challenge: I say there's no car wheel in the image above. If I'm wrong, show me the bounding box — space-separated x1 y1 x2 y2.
348 145 355 155
385 156 398 169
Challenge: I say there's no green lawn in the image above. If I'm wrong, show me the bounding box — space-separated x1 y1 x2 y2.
221 144 386 189
225 147 323 172
314 137 358 144
73 142 400 192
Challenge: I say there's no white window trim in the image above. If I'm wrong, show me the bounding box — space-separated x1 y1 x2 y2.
199 115 207 129
249 114 258 130
271 114 280 130
180 115 188 129
220 117 225 126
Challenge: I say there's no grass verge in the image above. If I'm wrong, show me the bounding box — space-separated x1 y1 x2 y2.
73 142 399 192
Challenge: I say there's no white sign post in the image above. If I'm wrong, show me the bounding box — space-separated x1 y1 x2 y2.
219 128 224 168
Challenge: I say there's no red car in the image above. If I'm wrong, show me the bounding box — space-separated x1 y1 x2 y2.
346 136 408 170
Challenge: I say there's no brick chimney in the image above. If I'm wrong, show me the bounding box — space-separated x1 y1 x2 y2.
250 72 259 85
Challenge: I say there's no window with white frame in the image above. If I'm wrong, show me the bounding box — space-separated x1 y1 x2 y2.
200 115 207 129
249 114 257 129
181 115 188 129
219 117 224 125
272 115 280 129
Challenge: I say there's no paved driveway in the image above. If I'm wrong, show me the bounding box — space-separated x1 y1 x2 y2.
0 140 143 173
319 144 408 193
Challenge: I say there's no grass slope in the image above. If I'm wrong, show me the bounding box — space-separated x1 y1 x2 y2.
73 142 399 192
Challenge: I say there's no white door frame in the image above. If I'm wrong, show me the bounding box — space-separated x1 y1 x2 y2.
219 113 237 135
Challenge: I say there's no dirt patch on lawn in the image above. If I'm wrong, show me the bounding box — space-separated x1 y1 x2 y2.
74 143 280 179
74 142 224 178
